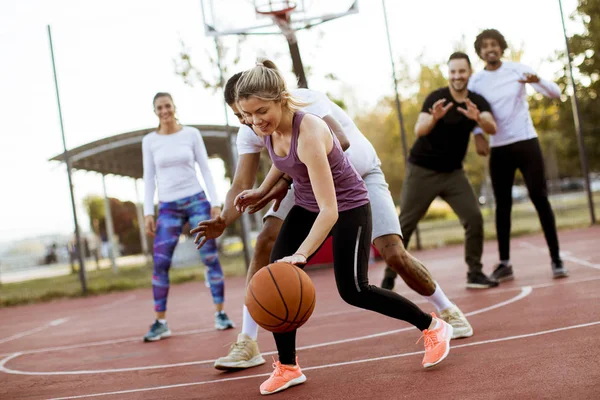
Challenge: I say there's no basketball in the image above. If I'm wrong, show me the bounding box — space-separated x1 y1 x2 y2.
245 262 316 333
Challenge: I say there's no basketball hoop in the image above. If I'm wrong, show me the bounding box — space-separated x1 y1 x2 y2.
255 1 297 21
255 1 298 42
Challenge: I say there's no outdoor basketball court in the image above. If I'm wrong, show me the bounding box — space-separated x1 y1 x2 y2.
1 226 599 399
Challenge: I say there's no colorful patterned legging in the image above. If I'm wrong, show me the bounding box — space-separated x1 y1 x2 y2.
152 192 224 312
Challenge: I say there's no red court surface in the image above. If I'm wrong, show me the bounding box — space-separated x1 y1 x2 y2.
1 226 599 399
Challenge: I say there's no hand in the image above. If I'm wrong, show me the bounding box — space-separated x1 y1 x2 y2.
190 216 227 249
429 98 453 121
277 253 307 266
457 98 481 122
474 134 490 157
518 73 540 84
144 215 156 237
210 206 221 219
247 179 289 214
234 188 265 213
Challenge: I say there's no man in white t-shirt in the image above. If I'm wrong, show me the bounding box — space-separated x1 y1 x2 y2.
191 72 474 371
468 29 568 282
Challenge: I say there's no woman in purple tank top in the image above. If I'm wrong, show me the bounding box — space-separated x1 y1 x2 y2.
232 60 452 396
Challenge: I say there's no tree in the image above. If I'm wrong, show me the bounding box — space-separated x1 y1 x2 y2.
355 61 491 199
83 196 142 255
527 0 600 178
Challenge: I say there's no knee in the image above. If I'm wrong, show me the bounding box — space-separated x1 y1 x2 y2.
152 271 170 287
382 248 410 275
338 286 362 307
199 247 219 265
463 212 483 231
255 224 279 257
529 192 550 208
337 281 371 307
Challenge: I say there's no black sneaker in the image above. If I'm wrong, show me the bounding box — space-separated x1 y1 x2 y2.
552 260 569 279
381 276 395 290
491 263 514 282
467 271 499 289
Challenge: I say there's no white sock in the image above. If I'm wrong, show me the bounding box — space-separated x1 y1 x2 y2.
428 317 440 330
424 283 455 313
241 305 259 340
158 319 167 324
500 260 510 266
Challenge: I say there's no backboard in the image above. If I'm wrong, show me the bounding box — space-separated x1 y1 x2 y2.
200 0 359 37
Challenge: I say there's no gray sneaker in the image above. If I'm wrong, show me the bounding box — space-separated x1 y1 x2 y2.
491 263 514 282
467 271 499 289
215 311 235 331
143 320 171 342
552 260 569 279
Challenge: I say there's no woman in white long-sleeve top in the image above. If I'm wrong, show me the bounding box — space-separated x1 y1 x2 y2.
141 92 234 342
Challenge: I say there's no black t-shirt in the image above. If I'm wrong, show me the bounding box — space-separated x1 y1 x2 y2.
409 87 491 172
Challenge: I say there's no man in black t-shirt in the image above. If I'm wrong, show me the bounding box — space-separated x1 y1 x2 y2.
382 52 499 290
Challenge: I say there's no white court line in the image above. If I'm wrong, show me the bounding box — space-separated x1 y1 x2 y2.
520 241 600 270
46 320 600 400
0 327 216 358
0 318 69 345
4 273 599 359
0 295 136 349
0 287 531 376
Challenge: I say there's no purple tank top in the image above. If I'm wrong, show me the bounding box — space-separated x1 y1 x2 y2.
265 112 369 213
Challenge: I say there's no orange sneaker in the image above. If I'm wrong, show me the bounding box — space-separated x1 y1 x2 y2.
259 357 306 395
417 313 453 368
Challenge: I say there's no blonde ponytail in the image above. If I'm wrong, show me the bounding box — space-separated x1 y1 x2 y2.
235 59 309 112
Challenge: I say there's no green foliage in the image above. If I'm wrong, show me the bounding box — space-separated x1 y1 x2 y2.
357 0 599 206
83 195 142 255
528 0 600 177
355 62 488 199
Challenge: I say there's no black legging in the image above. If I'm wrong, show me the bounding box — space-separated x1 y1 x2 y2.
270 204 432 365
490 138 560 262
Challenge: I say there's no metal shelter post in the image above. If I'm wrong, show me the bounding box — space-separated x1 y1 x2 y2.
134 179 151 263
101 174 118 273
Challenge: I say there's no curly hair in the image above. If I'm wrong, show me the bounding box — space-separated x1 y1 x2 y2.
474 29 508 58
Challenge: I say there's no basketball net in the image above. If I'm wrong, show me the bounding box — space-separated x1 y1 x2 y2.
255 1 299 44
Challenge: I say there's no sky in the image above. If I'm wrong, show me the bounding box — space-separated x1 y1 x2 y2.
0 0 581 244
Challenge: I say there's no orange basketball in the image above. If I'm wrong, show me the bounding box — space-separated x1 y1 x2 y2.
245 262 316 333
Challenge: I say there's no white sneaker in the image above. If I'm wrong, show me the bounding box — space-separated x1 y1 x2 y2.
440 304 473 339
214 333 266 370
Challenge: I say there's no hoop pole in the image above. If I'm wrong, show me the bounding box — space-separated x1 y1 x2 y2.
47 25 88 292
381 0 422 249
558 0 595 225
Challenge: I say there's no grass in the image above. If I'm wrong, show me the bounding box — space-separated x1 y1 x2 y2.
409 194 599 250
0 254 247 308
2 193 597 308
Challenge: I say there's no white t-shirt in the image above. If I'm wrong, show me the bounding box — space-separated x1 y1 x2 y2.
468 61 561 147
235 88 381 176
143 126 220 216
